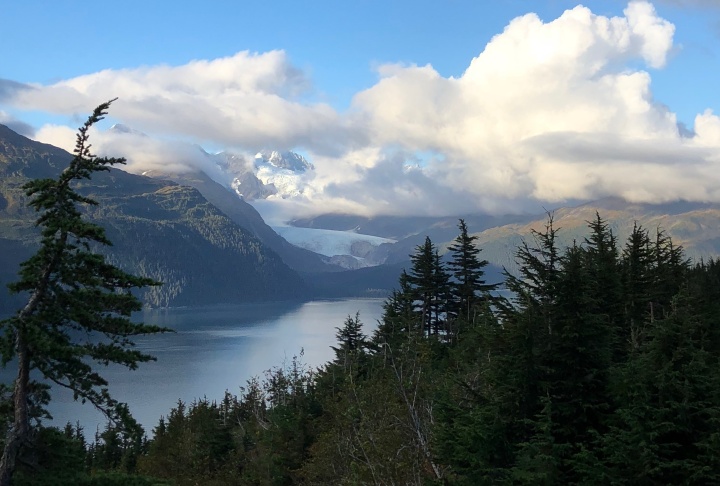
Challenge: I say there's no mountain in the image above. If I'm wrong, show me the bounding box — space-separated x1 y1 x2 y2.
0 124 307 310
139 167 341 274
105 124 339 273
212 151 276 200
293 200 720 283
211 149 312 201
437 198 720 276
255 150 313 172
290 212 535 266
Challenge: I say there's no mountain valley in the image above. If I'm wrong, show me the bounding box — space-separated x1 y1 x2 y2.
4 121 720 313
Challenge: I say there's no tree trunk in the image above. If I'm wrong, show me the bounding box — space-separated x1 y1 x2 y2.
0 332 31 486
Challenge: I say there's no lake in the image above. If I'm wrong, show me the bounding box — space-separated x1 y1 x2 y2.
46 298 386 436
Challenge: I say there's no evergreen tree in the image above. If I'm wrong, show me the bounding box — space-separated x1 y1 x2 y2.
648 227 689 313
547 243 612 479
407 237 437 337
407 237 449 337
583 213 624 364
620 223 653 353
331 312 367 370
372 271 415 348
447 219 496 327
434 217 562 482
0 101 165 485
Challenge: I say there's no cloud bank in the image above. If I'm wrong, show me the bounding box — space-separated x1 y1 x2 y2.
4 1 720 219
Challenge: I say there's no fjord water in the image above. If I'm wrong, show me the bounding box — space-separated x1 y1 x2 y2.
48 298 385 435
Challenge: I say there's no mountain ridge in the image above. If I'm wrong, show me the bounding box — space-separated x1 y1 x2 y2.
0 124 308 310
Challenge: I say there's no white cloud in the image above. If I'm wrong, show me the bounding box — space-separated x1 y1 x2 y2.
33 124 77 152
11 51 363 156
34 123 236 187
349 1 705 208
4 1 720 218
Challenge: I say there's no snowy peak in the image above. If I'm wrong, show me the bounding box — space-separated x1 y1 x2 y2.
255 150 314 172
101 123 313 202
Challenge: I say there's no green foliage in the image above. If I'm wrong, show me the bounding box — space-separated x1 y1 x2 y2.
447 218 496 326
0 101 167 485
433 215 719 484
9 424 167 486
331 312 367 369
13 426 87 486
20 215 716 485
407 236 446 336
1 100 165 416
596 292 720 484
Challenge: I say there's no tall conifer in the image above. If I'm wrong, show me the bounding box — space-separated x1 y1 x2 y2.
0 101 164 485
447 219 496 329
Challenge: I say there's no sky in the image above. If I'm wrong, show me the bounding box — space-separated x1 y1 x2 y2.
2 0 720 220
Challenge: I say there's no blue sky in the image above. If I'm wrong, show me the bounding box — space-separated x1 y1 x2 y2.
4 1 718 123
2 1 720 217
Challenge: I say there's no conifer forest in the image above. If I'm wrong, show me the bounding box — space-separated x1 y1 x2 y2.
6 212 720 484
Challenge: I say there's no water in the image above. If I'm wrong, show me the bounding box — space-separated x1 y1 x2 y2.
45 298 385 436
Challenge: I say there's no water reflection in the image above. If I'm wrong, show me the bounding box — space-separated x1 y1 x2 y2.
47 298 385 435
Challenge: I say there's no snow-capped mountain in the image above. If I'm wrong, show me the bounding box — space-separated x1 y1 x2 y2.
249 150 313 199
102 124 391 268
205 149 312 201
255 150 314 172
220 150 313 200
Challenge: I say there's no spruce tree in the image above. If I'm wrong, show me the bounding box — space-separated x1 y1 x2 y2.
648 227 689 312
372 270 416 347
436 217 562 481
583 213 624 365
620 223 653 353
548 243 612 479
407 237 442 337
0 101 165 485
330 312 366 370
447 219 497 338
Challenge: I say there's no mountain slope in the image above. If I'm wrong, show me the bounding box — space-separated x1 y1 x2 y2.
454 198 720 275
290 199 720 287
139 168 340 273
290 212 535 266
0 124 306 310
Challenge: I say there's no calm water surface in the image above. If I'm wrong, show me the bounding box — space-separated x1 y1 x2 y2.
48 298 385 435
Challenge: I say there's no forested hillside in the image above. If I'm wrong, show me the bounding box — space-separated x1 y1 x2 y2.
0 124 306 309
16 215 720 484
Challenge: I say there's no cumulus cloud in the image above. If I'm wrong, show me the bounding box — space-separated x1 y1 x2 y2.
9 51 365 156
3 1 720 218
348 1 714 208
